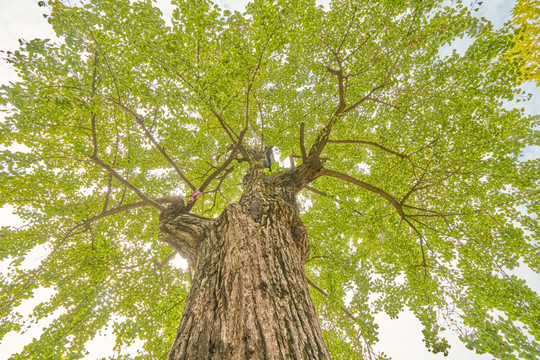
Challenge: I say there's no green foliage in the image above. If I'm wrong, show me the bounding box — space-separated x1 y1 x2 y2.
1 0 538 359
507 0 540 84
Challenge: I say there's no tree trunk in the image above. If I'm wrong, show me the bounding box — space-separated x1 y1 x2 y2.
159 165 331 360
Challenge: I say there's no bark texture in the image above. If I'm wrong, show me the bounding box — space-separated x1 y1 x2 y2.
160 165 330 360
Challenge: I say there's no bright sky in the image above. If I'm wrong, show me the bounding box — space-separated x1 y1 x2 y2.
0 0 538 359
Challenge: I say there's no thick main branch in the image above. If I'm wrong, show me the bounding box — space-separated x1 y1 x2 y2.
159 199 213 266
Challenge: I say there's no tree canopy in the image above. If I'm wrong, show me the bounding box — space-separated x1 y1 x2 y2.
508 0 540 85
1 0 539 359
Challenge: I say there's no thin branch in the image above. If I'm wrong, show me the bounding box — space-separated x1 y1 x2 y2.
134 116 196 191
404 191 540 218
335 5 358 55
326 66 346 110
90 115 163 210
208 166 235 194
205 166 235 214
85 23 122 101
102 97 196 191
300 122 307 161
254 92 266 149
211 109 238 143
327 139 407 159
184 32 272 209
90 115 98 158
185 123 248 212
402 204 439 214
305 185 363 216
289 154 296 168
365 96 402 111
157 53 239 145
84 51 167 211
90 156 164 210
343 33 372 62
320 168 404 217
305 185 333 199
403 217 429 275
83 196 180 228
342 83 385 114
400 159 432 204
82 28 195 191
153 251 177 281
308 82 385 159
91 50 99 93
307 278 362 326
102 175 113 212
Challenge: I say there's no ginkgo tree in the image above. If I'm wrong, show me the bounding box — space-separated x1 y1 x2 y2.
1 0 539 359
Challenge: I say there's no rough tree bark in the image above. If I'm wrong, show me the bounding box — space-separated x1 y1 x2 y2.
159 159 330 360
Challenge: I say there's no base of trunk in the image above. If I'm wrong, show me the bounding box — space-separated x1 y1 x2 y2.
165 197 330 359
